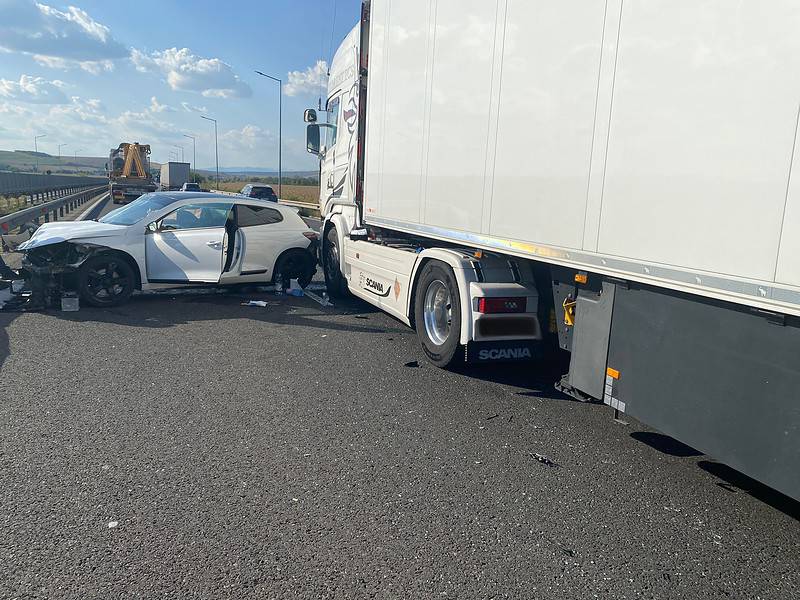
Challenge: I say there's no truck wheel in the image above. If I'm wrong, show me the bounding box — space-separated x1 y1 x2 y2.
323 226 349 298
414 261 462 368
79 255 135 307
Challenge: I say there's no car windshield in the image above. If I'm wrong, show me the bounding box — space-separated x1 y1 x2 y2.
99 193 177 226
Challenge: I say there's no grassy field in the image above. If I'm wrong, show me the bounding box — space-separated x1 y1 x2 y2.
0 150 107 175
215 182 319 204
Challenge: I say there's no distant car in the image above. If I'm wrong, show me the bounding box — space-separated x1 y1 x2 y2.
181 182 202 192
17 192 318 307
240 184 278 202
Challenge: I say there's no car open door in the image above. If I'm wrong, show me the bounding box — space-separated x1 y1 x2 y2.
145 202 233 283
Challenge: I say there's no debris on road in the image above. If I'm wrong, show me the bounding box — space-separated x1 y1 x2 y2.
107 521 118 528
404 360 421 368
305 290 333 307
242 300 270 307
60 292 79 312
530 452 559 468
287 278 304 297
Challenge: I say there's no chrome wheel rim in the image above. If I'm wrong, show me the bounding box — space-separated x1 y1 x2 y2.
423 280 452 346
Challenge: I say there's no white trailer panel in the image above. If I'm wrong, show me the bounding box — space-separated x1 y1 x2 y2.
598 0 800 282
489 1 606 249
363 0 800 316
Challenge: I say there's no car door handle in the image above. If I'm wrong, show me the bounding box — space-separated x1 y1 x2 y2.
206 241 222 249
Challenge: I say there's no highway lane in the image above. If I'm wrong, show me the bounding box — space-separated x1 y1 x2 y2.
0 280 797 598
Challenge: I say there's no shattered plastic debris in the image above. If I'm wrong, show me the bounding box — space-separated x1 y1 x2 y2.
287 279 304 297
404 360 421 368
60 292 79 312
305 290 332 307
242 300 269 307
107 521 118 528
530 452 559 468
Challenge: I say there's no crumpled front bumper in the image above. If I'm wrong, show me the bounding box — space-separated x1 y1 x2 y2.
0 241 102 311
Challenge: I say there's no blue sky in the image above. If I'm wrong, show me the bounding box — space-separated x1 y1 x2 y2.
0 0 361 170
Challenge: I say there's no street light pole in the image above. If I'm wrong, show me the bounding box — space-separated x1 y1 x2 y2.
57 143 68 159
183 134 196 181
34 134 47 172
254 70 282 198
74 148 83 160
201 115 219 188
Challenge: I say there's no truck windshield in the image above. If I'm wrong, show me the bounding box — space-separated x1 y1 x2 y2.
99 194 177 226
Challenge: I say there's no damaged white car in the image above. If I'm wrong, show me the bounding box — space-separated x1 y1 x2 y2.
4 192 318 309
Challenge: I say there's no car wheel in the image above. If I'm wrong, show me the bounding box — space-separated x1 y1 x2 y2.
274 250 315 288
323 226 349 298
79 255 135 307
414 261 462 368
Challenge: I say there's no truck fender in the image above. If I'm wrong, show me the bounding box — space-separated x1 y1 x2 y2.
407 248 476 345
322 211 351 272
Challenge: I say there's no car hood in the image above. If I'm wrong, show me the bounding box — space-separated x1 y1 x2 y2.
18 221 128 250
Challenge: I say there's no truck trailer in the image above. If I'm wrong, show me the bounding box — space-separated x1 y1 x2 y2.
108 142 157 204
159 162 191 191
306 0 800 501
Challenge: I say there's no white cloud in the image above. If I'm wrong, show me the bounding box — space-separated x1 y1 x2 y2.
0 0 127 72
220 124 273 151
0 74 67 103
181 101 207 113
33 55 116 74
131 47 252 98
149 96 174 113
284 60 328 97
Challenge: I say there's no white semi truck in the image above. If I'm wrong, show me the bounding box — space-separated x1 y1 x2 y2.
306 1 800 501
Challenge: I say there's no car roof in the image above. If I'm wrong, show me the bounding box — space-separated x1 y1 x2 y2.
145 191 308 224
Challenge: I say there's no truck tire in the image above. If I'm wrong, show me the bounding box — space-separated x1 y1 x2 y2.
414 261 462 368
323 226 349 298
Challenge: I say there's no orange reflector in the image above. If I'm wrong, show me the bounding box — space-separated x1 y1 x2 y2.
473 250 483 259
606 367 620 379
575 273 588 284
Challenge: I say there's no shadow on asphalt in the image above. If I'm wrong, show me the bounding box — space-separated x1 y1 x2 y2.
448 353 572 402
629 431 800 520
697 461 800 520
34 289 397 335
630 431 703 457
0 313 12 371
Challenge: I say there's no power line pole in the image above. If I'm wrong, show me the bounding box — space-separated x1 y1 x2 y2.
201 115 219 188
183 134 196 181
254 70 283 198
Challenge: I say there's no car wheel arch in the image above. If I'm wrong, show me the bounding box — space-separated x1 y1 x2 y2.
90 247 143 290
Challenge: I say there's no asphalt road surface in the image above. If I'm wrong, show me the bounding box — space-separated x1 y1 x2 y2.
0 205 797 598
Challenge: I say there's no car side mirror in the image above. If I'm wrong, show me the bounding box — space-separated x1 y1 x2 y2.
304 108 318 123
145 221 159 234
306 124 321 155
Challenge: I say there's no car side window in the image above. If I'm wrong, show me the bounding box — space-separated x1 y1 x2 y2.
236 204 283 227
160 202 232 231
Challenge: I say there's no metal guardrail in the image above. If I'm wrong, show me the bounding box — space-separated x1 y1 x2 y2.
0 186 107 233
0 172 107 196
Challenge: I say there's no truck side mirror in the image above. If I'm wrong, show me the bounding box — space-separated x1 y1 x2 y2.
306 124 321 155
304 109 317 123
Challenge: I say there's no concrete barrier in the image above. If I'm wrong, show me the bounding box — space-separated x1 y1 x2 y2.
0 171 106 197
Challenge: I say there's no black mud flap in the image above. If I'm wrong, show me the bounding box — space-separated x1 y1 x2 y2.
465 340 541 364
